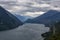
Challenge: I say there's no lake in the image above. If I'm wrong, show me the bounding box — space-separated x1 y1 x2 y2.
0 23 49 40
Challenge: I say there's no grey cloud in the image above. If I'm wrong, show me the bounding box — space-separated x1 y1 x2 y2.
0 0 48 12
17 6 50 14
0 0 59 17
0 1 17 6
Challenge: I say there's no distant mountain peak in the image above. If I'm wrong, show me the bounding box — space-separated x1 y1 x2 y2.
0 6 3 8
0 6 5 10
47 10 59 12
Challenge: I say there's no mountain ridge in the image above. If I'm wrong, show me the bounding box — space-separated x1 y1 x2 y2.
0 6 23 31
26 10 60 27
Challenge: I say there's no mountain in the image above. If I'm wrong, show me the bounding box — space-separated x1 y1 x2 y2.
0 6 23 31
14 14 28 22
26 10 60 27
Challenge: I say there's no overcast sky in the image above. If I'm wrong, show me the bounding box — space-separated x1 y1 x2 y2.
0 0 60 18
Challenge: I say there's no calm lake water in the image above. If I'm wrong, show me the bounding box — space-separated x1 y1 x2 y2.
0 23 49 40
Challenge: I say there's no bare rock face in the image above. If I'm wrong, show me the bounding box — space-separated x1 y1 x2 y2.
0 6 23 31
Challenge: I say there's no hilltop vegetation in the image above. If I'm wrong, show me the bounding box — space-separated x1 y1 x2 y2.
42 21 60 40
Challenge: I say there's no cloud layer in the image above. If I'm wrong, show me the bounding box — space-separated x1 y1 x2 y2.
0 0 60 18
